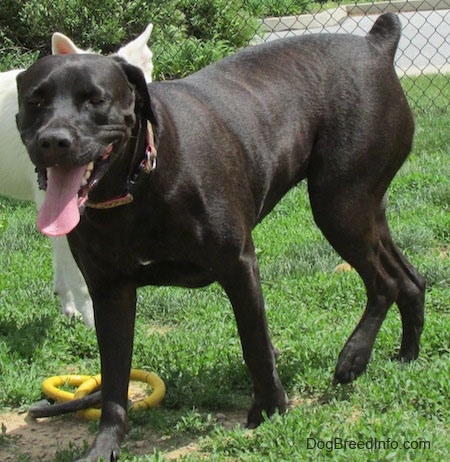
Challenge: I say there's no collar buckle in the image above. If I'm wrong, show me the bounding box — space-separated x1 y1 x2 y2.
140 122 157 174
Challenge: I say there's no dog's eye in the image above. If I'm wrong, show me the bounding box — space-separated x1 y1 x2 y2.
27 97 44 108
88 98 105 106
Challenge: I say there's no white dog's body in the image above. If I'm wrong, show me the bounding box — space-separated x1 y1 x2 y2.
0 69 35 201
0 25 153 327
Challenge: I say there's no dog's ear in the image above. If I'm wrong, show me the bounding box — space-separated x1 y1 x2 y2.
116 23 153 83
15 71 28 141
16 70 24 87
52 32 85 55
15 70 25 114
114 57 154 123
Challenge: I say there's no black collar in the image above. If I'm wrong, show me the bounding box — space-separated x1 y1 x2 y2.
85 120 157 209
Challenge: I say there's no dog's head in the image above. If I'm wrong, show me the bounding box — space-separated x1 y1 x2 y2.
16 53 151 236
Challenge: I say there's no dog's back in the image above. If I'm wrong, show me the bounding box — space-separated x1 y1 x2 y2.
149 13 412 223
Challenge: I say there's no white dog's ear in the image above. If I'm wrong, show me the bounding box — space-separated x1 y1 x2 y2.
52 32 85 55
116 23 153 83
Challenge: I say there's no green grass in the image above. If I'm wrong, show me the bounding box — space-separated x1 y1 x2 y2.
0 75 449 461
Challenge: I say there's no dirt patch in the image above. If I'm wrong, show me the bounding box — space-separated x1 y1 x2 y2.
0 407 247 461
0 410 92 460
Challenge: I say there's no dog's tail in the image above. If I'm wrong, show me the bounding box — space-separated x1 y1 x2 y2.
367 13 402 61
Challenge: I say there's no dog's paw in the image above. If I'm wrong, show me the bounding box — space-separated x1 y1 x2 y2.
392 348 419 364
76 449 119 462
246 389 288 428
76 428 122 461
333 346 372 385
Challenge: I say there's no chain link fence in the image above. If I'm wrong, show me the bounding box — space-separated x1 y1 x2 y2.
153 0 449 113
252 0 450 112
257 1 449 75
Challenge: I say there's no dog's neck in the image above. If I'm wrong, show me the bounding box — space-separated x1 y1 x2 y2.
85 118 157 209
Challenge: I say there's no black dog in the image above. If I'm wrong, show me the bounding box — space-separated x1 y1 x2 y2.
16 13 425 461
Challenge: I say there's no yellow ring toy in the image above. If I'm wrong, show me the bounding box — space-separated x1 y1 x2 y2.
41 375 94 403
73 369 166 421
41 370 165 421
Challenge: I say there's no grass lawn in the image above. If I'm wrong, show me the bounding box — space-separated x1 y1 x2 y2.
0 74 448 461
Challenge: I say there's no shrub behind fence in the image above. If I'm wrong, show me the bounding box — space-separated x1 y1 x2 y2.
0 1 448 112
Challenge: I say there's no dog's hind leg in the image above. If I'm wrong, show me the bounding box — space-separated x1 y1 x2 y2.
376 213 425 363
307 183 425 384
218 243 288 427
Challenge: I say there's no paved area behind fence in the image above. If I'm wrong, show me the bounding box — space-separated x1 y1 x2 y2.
261 7 450 76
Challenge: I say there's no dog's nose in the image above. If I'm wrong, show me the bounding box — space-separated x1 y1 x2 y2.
37 128 74 166
39 128 73 152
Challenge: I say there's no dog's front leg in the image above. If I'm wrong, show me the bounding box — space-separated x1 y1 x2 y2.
77 282 137 462
219 248 288 427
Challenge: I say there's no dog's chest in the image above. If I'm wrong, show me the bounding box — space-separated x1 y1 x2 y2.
75 205 214 288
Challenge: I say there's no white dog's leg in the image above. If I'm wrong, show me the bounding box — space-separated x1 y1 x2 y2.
0 25 153 326
51 236 95 327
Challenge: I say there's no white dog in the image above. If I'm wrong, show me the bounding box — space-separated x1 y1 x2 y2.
0 24 153 327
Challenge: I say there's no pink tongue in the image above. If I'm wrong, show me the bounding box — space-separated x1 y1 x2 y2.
37 165 87 236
